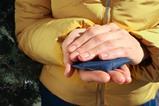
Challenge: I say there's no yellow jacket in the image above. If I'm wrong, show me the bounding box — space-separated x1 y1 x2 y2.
15 0 159 106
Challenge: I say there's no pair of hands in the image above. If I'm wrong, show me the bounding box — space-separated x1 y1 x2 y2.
62 23 144 84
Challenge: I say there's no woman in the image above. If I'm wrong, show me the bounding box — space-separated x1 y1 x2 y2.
16 0 159 106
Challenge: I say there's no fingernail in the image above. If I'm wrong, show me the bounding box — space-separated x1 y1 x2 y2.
69 45 77 52
80 52 90 58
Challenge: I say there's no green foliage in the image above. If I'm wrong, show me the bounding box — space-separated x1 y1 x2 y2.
0 0 42 106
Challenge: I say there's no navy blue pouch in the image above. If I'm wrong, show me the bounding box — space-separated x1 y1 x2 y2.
72 58 131 72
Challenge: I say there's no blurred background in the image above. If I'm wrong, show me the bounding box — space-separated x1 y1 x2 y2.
0 0 42 106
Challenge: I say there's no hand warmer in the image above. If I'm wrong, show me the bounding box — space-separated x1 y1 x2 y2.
72 58 131 72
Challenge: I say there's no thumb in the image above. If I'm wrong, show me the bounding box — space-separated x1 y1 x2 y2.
64 63 74 77
63 52 73 77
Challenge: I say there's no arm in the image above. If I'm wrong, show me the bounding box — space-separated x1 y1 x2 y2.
65 22 159 83
15 0 94 65
130 25 159 82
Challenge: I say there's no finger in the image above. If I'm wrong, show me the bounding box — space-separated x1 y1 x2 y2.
72 30 124 61
62 45 71 67
108 70 126 84
74 30 121 55
69 33 107 61
68 25 111 52
69 51 80 62
99 47 130 60
62 46 74 77
62 28 86 48
62 29 86 76
63 53 75 77
118 65 132 84
77 39 118 61
67 24 100 62
69 24 123 61
64 63 70 76
62 29 86 62
79 70 110 83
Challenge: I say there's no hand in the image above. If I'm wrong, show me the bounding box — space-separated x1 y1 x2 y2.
63 25 132 84
66 23 144 84
62 25 102 77
79 65 131 84
62 28 86 77
68 23 144 65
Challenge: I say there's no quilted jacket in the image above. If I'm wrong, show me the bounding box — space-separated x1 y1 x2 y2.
16 0 159 105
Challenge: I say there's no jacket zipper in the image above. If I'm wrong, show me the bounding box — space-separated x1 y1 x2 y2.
96 1 111 106
102 0 111 24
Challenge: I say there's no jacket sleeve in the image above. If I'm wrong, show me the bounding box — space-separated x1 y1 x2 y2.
130 25 159 82
15 0 94 66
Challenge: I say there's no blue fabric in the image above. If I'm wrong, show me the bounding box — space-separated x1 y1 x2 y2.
72 58 131 72
39 82 75 106
142 98 158 106
39 81 158 106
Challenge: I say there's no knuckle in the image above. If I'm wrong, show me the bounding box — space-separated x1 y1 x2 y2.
92 48 98 54
76 48 84 54
109 23 119 29
87 28 96 36
73 41 80 47
94 35 103 42
107 40 115 47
